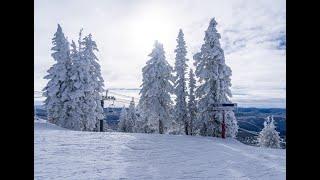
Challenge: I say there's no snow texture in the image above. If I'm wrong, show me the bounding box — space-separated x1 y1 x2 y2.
35 120 286 179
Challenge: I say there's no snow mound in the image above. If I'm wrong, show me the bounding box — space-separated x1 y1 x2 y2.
35 121 285 179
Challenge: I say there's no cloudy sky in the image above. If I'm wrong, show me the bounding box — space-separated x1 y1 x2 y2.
34 0 286 108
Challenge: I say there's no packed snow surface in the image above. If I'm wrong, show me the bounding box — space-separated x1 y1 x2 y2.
35 120 285 179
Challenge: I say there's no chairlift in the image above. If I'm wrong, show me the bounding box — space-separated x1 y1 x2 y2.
107 96 117 115
108 102 115 113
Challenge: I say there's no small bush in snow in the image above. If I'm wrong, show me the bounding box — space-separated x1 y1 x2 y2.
258 116 281 149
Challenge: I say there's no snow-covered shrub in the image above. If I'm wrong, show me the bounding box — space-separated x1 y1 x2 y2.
126 98 137 133
258 116 281 148
118 107 128 132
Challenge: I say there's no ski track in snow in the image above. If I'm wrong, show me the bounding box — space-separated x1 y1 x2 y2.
34 120 285 180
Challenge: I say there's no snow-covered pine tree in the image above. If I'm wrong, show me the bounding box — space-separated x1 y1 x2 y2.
126 98 137 133
225 110 238 138
258 116 281 149
42 24 71 127
193 18 238 137
79 33 105 131
188 68 197 135
62 39 85 130
133 103 145 133
134 103 151 133
173 29 189 135
118 106 128 132
138 41 174 134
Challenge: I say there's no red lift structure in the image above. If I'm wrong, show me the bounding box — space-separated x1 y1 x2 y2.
211 103 237 138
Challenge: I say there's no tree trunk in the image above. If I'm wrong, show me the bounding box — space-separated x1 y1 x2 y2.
190 118 193 135
159 120 164 134
185 121 189 135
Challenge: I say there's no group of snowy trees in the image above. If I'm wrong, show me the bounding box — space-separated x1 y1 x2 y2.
42 20 282 145
118 98 138 133
135 18 238 138
43 25 104 131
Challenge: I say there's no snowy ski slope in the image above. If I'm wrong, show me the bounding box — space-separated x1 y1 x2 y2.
34 120 285 179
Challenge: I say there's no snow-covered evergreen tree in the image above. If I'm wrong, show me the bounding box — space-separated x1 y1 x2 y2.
173 29 189 135
126 98 137 133
43 26 104 131
61 40 84 130
133 104 146 133
61 33 103 131
258 116 281 149
42 24 71 127
78 33 105 131
138 41 174 134
118 107 128 132
193 18 238 137
225 110 238 138
188 68 197 135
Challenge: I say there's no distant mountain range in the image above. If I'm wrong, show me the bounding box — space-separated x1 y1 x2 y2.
236 107 285 135
235 107 286 148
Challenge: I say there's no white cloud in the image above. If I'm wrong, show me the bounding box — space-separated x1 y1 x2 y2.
34 0 285 108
